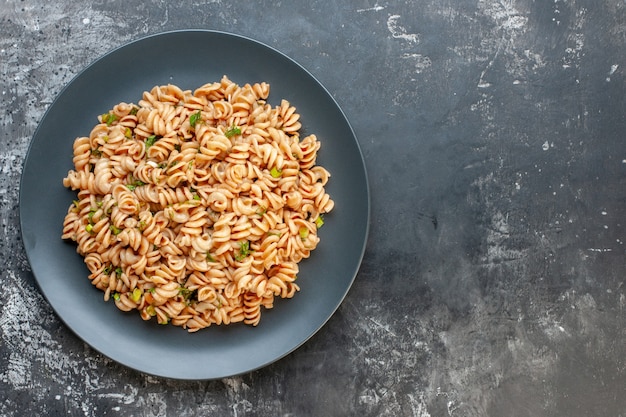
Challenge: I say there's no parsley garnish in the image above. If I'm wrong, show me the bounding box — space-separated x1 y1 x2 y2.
234 240 251 261
145 135 158 148
178 287 196 301
101 112 117 126
315 215 325 229
131 288 142 302
126 179 145 191
270 167 282 178
190 111 202 128
225 125 241 138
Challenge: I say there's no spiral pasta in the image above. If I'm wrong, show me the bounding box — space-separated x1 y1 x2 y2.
61 76 334 332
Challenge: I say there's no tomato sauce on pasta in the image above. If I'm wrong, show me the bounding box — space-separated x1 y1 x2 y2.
61 76 333 331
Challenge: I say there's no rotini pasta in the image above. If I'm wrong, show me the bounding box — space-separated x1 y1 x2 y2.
62 76 334 332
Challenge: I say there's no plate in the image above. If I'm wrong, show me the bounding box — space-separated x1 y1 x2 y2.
19 30 369 380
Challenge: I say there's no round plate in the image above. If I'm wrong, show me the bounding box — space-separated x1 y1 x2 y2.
19 30 369 380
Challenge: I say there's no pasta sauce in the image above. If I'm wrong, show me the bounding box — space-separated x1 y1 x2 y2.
61 76 333 331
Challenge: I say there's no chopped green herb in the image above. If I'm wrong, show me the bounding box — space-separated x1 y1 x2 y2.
101 112 117 126
91 148 102 157
315 216 325 229
109 224 122 235
129 106 139 116
178 287 196 301
189 111 202 128
147 287 156 294
158 162 168 169
270 167 282 178
193 194 201 201
88 208 97 223
103 265 112 275
126 179 145 191
206 253 217 263
124 127 132 138
174 144 181 152
225 125 241 138
299 226 309 240
234 240 251 261
85 224 94 233
146 305 156 316
131 288 142 302
256 206 267 216
112 292 121 301
115 267 123 276
145 135 158 148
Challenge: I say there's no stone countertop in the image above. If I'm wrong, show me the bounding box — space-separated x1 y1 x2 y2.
1 1 625 416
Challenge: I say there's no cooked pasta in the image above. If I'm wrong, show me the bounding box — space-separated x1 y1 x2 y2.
61 76 333 332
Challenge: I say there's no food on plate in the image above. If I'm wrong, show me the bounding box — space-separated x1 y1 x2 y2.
61 76 333 331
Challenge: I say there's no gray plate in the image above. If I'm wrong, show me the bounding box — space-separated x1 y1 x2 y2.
19 30 369 380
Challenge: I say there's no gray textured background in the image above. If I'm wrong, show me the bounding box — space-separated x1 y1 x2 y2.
1 0 625 416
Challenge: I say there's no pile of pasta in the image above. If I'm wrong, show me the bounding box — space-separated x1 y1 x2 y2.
61 76 333 331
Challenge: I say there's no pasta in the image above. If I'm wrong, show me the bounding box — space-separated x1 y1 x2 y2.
61 76 334 332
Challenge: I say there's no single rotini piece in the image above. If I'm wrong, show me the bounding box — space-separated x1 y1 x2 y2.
61 76 333 331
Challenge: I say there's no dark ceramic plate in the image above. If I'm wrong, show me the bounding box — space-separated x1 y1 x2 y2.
19 30 369 380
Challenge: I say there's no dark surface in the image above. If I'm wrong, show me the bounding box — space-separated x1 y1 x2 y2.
1 0 625 416
20 30 369 380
